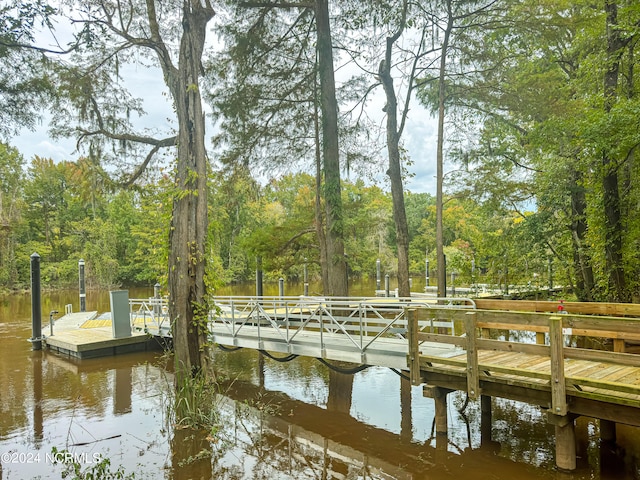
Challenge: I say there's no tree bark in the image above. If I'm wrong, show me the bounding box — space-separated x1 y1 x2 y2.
315 0 347 297
378 12 411 298
570 168 595 301
602 0 627 302
161 0 214 381
436 1 453 298
314 95 330 293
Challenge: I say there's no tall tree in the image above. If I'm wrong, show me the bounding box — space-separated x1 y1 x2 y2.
601 0 627 301
49 0 215 380
434 0 640 301
213 1 349 296
0 143 24 288
316 0 347 296
374 0 430 297
0 1 57 135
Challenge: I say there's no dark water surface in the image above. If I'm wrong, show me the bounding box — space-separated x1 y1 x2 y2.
1 284 639 479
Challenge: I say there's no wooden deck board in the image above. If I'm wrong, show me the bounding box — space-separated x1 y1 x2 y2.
416 344 640 410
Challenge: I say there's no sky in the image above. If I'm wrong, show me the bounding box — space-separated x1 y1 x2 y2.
11 87 440 196
8 9 441 196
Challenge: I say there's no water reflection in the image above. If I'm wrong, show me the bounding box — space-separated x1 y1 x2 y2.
1 287 640 479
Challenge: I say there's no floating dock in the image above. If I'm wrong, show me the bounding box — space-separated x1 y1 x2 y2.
43 311 164 359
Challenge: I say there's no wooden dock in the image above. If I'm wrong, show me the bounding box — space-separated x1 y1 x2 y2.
40 294 640 471
405 303 640 471
206 295 640 472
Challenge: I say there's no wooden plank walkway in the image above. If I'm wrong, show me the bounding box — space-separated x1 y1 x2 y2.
417 349 640 409
405 308 640 427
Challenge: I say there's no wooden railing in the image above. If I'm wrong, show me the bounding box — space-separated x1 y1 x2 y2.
407 307 640 413
474 299 640 352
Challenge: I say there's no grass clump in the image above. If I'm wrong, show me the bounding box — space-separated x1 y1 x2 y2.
167 370 221 436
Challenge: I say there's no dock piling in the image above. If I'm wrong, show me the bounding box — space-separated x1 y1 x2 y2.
424 386 450 436
480 395 492 445
256 256 263 297
78 258 86 312
153 282 161 317
555 418 577 471
30 253 42 351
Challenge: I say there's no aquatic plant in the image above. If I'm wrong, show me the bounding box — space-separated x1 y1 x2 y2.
50 447 135 480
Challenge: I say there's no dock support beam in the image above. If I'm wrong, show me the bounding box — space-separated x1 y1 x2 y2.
424 386 451 435
480 395 492 444
548 413 577 471
555 419 577 471
400 375 412 442
434 388 449 435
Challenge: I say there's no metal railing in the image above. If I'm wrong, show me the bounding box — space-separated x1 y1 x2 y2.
209 296 476 358
129 297 170 335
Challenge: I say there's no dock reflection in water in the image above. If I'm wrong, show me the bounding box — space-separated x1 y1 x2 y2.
1 288 640 479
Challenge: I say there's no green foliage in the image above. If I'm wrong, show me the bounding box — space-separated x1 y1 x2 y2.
50 447 135 480
0 2 56 135
168 371 220 436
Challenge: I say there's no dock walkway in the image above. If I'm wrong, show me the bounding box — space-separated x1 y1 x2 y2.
41 294 640 471
43 309 162 359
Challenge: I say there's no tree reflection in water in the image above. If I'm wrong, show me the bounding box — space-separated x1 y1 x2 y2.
2 289 640 479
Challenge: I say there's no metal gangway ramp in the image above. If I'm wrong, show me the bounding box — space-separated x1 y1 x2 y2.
208 296 476 369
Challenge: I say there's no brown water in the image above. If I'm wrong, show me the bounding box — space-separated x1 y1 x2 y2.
1 283 639 479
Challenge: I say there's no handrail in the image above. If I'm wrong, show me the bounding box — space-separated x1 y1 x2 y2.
407 310 640 411
209 296 473 362
128 297 170 334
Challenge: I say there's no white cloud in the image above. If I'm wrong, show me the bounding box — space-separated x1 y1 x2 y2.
11 128 76 163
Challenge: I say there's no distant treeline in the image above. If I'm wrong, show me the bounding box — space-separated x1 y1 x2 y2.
1 143 562 295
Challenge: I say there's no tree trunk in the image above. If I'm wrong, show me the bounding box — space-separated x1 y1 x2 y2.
315 0 347 297
165 1 214 381
570 168 595 301
602 0 627 302
436 1 453 298
378 46 411 298
314 96 330 293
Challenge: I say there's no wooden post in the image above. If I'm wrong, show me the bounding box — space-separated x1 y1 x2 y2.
549 316 567 416
480 395 492 445
423 386 451 436
434 387 448 435
555 419 577 471
400 375 412 442
536 332 545 345
464 312 480 400
478 311 490 339
407 308 421 385
613 339 626 353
